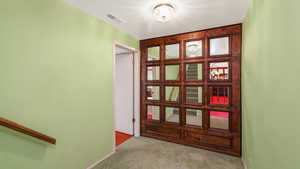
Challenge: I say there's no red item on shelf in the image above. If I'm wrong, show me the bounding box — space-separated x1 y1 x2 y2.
210 111 229 118
210 96 229 105
147 114 153 119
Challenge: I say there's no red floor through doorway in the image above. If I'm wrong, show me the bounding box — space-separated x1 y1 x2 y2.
115 131 133 146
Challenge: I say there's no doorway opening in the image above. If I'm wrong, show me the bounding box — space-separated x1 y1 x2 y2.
113 42 139 148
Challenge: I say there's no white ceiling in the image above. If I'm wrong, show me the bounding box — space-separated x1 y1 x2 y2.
64 0 249 40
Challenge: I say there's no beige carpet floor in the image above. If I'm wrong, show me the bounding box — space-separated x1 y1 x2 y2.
94 137 244 169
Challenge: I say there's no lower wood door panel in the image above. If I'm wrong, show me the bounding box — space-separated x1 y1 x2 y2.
140 24 242 157
145 124 181 139
142 122 240 156
184 131 232 148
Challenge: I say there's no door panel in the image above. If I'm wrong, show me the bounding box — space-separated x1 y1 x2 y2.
184 131 232 148
115 53 133 135
140 24 242 156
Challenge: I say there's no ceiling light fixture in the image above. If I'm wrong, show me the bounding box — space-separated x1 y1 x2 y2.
153 3 175 23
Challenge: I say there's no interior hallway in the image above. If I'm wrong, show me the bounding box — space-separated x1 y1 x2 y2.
1 0 300 169
96 137 243 169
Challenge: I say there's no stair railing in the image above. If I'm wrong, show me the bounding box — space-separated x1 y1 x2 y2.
0 117 56 144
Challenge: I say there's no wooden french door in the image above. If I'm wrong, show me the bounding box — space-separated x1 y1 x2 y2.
140 24 242 156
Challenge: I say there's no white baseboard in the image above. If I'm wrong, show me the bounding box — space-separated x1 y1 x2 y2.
86 151 115 169
242 158 248 169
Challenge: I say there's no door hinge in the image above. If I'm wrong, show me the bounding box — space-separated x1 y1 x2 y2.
132 118 136 123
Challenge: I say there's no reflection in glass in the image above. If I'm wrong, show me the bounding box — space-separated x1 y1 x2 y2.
165 86 179 102
186 40 203 57
209 62 229 80
186 86 202 104
147 46 160 61
147 86 160 100
186 63 203 81
147 105 160 120
165 107 180 123
210 37 229 56
147 66 160 80
210 111 229 130
165 65 180 80
166 44 179 59
209 86 230 105
186 109 202 126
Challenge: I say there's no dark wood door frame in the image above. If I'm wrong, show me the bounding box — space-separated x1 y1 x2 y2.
140 24 242 156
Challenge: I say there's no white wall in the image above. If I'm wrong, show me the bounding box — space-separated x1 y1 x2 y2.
115 52 134 135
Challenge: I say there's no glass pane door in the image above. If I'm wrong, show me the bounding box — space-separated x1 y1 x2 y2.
140 24 241 157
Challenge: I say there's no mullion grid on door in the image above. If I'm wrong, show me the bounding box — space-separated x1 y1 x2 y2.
162 40 182 124
178 37 207 128
206 34 233 132
144 36 233 131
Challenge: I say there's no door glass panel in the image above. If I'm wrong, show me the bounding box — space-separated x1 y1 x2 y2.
186 109 202 126
146 86 160 100
165 65 180 80
186 40 203 57
186 86 203 104
210 111 229 130
186 63 203 81
165 86 180 102
166 44 180 59
165 107 180 123
147 66 160 80
209 62 229 80
210 37 229 56
147 105 160 120
209 86 230 105
147 46 160 61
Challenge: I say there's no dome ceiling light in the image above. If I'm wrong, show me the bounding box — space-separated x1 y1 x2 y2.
153 3 176 23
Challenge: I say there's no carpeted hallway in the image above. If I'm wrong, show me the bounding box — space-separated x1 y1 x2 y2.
94 137 244 169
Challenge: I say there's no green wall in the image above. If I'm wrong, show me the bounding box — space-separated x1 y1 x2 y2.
0 0 138 169
242 0 300 169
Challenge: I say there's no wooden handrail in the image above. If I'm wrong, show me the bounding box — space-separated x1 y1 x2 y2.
0 117 56 144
